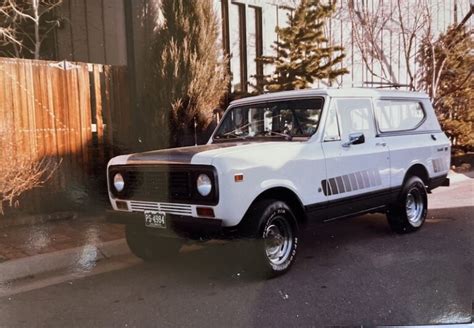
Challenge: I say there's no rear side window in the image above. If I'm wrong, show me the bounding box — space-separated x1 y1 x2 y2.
374 100 425 132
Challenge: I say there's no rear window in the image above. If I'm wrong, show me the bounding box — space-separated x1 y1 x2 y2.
374 100 425 132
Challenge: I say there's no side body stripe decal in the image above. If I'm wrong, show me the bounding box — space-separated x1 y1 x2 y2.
321 168 383 196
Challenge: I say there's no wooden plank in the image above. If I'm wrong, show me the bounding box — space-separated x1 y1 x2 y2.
13 60 23 158
73 65 86 181
0 61 9 159
119 67 131 144
84 64 94 174
38 62 52 160
4 60 14 158
25 59 38 159
11 60 23 159
20 60 31 160
59 66 74 186
37 60 57 200
24 59 35 160
77 65 92 176
66 62 82 182
32 61 46 160
0 60 7 161
93 65 105 166
45 61 61 189
51 63 69 191
103 65 114 158
111 67 122 149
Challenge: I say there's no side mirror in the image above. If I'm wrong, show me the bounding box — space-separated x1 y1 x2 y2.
342 132 365 147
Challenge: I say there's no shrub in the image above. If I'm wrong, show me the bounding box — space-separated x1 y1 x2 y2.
0 125 60 215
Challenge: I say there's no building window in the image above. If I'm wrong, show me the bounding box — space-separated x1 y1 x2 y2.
229 2 247 93
263 4 278 78
220 0 230 59
248 6 263 92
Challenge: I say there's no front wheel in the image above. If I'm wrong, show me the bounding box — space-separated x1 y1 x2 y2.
387 176 428 234
240 199 299 277
125 225 182 261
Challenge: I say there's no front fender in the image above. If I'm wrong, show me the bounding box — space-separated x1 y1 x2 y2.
212 171 305 227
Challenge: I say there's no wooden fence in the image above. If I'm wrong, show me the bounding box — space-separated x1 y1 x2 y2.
0 57 131 209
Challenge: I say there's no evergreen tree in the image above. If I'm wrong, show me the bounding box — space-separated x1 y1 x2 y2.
143 0 229 148
257 0 348 92
418 25 473 151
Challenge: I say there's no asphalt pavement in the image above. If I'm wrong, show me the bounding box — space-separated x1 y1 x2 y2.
0 179 472 327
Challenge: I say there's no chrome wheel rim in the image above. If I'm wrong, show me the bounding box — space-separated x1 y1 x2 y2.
263 215 293 266
406 188 424 227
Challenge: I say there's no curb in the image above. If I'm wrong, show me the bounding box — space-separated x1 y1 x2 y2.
0 238 129 283
447 170 472 184
0 211 77 230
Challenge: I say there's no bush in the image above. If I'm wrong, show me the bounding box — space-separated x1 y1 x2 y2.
0 125 60 215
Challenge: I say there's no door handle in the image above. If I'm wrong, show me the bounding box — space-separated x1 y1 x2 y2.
376 142 386 147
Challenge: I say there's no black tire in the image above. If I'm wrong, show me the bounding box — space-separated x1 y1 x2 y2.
240 199 299 277
125 225 182 261
387 176 428 234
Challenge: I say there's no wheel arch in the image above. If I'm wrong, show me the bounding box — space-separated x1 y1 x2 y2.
241 187 307 225
404 163 429 186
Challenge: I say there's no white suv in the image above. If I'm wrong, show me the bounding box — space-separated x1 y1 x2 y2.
107 88 450 276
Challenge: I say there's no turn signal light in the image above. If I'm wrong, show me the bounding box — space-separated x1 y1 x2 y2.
116 200 128 210
234 174 244 182
197 207 215 217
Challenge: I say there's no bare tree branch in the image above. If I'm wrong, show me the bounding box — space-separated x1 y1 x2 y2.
1 0 62 59
345 0 433 89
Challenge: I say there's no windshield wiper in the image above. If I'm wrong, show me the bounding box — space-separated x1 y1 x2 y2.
220 114 283 138
214 133 235 139
214 132 247 140
255 130 293 141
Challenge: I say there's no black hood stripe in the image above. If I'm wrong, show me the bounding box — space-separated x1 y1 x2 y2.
127 143 241 164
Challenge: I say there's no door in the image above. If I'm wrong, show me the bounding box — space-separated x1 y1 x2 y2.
321 98 390 220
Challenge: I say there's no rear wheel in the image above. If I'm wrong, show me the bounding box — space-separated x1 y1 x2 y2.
387 176 428 233
240 199 299 277
125 225 182 261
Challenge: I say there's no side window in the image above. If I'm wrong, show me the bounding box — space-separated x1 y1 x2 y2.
323 101 340 141
374 100 425 132
336 99 374 139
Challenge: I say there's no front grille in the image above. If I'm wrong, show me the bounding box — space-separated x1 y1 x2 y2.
109 164 218 205
126 170 191 201
130 201 193 215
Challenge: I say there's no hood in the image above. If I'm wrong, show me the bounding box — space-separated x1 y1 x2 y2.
125 141 305 166
126 143 246 165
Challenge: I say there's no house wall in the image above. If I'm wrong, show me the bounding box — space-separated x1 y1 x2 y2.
55 0 127 65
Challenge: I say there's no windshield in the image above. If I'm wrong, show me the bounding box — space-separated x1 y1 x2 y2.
213 98 324 141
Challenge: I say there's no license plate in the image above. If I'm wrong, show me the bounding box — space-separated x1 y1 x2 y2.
144 211 167 229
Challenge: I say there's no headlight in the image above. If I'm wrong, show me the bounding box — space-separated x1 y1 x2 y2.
113 173 125 192
196 174 212 196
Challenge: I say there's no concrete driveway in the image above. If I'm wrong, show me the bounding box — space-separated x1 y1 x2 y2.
0 178 472 327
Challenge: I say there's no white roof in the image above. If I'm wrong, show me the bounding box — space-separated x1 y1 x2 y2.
230 88 429 107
